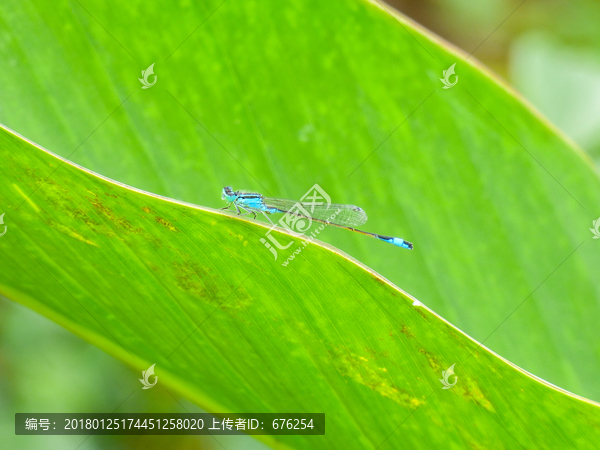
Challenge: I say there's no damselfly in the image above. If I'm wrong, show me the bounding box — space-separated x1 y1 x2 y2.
220 186 413 249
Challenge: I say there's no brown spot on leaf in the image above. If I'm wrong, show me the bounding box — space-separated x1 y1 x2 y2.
418 348 442 372
400 325 414 339
172 261 251 316
328 346 424 409
155 216 178 232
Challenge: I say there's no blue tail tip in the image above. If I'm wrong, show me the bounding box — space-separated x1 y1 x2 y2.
392 238 413 250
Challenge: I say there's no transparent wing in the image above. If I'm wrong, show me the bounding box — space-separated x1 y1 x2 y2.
264 197 368 227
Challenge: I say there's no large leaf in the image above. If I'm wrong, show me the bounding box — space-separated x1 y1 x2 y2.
2 124 600 448
1 0 599 403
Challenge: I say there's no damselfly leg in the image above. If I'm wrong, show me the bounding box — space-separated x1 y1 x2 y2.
260 211 275 225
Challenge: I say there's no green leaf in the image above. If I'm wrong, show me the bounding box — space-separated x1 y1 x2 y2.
4 0 599 402
2 123 600 448
2 0 600 447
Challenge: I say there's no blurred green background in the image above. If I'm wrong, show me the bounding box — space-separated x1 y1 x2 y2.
388 0 600 159
2 0 599 449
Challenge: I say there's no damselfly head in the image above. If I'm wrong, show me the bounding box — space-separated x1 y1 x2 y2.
222 186 234 201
